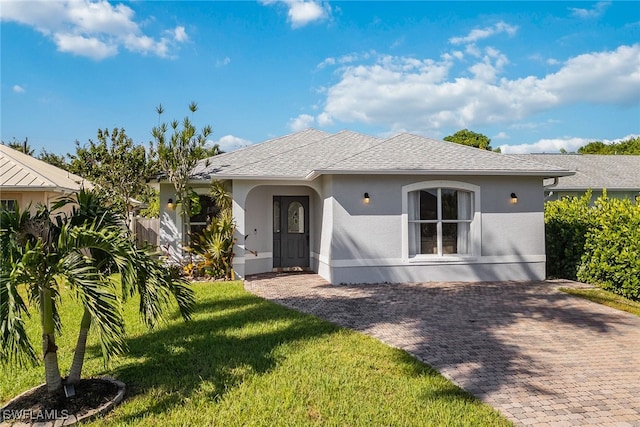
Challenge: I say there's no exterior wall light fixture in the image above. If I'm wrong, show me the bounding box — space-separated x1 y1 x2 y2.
364 192 370 204
510 193 518 204
167 198 175 210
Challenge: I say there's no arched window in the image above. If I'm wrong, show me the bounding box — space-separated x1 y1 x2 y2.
403 181 480 259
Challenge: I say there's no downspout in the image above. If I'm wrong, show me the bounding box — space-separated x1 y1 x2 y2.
544 177 559 201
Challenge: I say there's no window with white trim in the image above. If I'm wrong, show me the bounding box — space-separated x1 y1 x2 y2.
407 187 474 256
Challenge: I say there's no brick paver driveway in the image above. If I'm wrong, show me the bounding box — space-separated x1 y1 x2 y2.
245 273 640 427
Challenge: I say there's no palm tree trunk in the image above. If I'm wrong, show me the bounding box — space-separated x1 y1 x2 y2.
67 308 92 384
41 287 62 395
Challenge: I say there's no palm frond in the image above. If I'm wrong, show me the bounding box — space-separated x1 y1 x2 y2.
0 268 38 366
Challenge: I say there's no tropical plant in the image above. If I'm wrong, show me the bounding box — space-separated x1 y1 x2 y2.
186 181 236 279
151 102 214 248
0 190 194 397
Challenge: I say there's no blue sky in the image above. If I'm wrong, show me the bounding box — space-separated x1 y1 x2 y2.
1 1 639 155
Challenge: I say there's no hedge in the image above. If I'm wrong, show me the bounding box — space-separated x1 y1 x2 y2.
545 191 640 301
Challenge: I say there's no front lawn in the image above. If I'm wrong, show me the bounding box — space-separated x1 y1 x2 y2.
560 287 640 317
1 281 511 426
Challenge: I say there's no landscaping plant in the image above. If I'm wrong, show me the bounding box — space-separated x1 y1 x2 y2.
545 190 640 301
186 180 236 280
0 190 194 398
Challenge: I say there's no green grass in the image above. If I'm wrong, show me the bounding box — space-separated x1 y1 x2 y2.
2 282 511 426
560 287 640 317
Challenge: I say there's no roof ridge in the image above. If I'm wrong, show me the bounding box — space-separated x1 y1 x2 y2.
210 128 334 175
318 130 386 170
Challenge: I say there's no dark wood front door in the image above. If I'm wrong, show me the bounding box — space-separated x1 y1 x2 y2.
273 196 309 268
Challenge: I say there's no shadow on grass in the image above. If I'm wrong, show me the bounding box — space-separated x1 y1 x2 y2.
97 287 340 422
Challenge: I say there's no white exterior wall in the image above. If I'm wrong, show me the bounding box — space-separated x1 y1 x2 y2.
172 173 548 283
320 175 546 283
231 180 323 278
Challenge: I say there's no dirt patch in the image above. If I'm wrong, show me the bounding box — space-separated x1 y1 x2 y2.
2 378 123 425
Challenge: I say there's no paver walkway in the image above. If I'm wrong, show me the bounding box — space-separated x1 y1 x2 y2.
245 273 640 427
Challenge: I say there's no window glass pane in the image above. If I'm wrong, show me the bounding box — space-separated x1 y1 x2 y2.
442 189 472 220
442 223 458 254
1 200 16 210
273 200 280 233
441 189 458 220
419 190 437 220
457 191 472 220
442 223 471 254
287 202 304 234
420 223 438 254
190 195 219 223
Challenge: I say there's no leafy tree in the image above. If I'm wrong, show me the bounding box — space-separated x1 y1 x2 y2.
151 102 213 247
0 190 194 397
577 137 640 154
68 128 157 225
444 129 500 152
3 137 34 155
38 149 70 170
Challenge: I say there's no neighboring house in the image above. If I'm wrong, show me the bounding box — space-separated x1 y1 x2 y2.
159 129 572 284
509 154 640 202
0 144 90 214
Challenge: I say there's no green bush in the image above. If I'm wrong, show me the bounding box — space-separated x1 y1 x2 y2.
545 191 594 280
577 196 640 301
545 191 640 301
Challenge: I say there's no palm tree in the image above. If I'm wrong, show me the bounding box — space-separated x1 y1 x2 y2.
0 190 194 397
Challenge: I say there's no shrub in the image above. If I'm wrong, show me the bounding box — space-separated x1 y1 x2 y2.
577 196 640 301
544 191 594 280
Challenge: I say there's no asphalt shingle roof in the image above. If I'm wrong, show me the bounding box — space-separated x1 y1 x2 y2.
509 154 640 190
192 129 572 180
0 144 90 191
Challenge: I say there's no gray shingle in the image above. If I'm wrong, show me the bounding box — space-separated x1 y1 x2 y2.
509 154 640 190
191 129 572 180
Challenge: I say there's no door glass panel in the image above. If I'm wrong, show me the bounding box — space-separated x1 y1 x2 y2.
273 200 280 233
287 202 304 234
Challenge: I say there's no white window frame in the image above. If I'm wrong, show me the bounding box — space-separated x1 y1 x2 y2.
402 180 481 262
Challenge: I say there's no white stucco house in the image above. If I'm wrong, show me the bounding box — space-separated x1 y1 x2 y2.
159 129 573 284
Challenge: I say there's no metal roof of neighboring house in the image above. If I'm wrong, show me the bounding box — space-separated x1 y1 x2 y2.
0 144 90 192
508 154 640 191
192 129 572 181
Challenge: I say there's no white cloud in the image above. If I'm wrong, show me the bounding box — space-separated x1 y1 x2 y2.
173 26 188 43
0 0 187 60
289 114 316 131
216 56 231 67
211 135 253 152
569 1 611 19
449 21 518 45
311 44 640 134
260 0 331 28
500 137 590 154
12 84 26 93
317 51 373 69
493 131 508 140
500 133 639 154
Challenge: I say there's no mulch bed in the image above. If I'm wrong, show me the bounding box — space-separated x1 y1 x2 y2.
2 378 121 424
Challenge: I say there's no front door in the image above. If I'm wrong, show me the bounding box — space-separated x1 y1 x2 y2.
273 196 309 268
